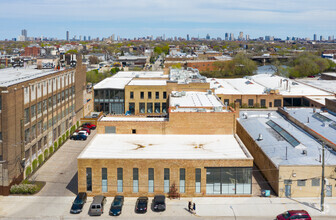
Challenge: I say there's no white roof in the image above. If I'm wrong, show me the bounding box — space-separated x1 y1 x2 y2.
93 77 132 90
170 91 223 109
100 117 167 122
113 71 167 78
322 72 336 77
78 134 249 160
296 78 336 94
209 78 266 95
0 66 59 87
304 96 336 105
250 74 332 96
128 79 167 86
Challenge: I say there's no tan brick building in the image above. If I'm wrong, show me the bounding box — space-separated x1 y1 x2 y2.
0 58 86 195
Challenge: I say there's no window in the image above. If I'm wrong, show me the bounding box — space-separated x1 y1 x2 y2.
162 103 167 113
132 129 136 134
248 99 254 107
57 93 61 104
180 168 185 193
164 168 170 193
148 91 152 99
117 168 123 192
269 102 272 107
31 105 36 118
224 99 230 105
139 103 145 113
42 100 47 112
155 91 159 99
195 168 201 193
53 95 56 106
0 132 2 141
297 180 306 186
102 168 108 192
105 126 116 133
154 103 160 113
86 168 92 191
261 99 266 107
129 103 135 114
312 178 320 186
284 179 292 185
274 99 282 107
163 92 167 99
148 168 154 193
61 91 65 101
25 128 30 143
235 99 242 107
37 102 42 115
147 103 153 113
24 108 30 124
140 92 144 99
133 168 139 193
31 125 36 139
266 120 300 147
130 91 134 99
0 96 2 111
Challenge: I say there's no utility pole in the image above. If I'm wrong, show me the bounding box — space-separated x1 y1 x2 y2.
321 142 325 212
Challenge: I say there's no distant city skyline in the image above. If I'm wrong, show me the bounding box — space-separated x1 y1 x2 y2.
0 0 335 40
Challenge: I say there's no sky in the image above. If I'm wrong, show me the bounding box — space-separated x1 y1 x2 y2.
0 0 335 40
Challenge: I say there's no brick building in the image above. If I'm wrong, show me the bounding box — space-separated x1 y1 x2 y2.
0 57 86 195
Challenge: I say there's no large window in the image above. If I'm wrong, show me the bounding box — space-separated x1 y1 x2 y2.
261 99 266 108
42 100 47 112
195 168 201 193
117 168 123 192
139 103 145 113
148 91 152 99
155 91 160 99
162 103 167 113
312 178 320 186
133 168 139 193
94 89 125 114
24 108 30 124
31 105 36 118
37 102 42 115
129 103 135 115
148 168 154 193
154 103 160 113
248 99 254 107
164 168 170 193
297 180 306 186
86 168 92 191
140 92 144 99
163 92 167 99
130 91 134 99
180 168 185 193
206 167 252 195
147 103 153 113
102 168 108 192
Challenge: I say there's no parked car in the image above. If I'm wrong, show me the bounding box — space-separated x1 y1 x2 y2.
77 127 90 135
70 133 87 141
89 195 106 216
135 197 148 213
109 195 124 216
276 210 311 220
70 192 87 214
153 195 166 212
82 122 96 130
73 130 89 137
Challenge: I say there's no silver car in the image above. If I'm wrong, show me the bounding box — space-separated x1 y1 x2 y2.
89 195 106 216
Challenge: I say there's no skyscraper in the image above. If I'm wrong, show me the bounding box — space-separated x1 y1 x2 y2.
225 33 229 41
21 29 27 38
187 34 190 41
313 34 317 41
238 32 243 41
246 35 250 41
230 33 234 41
206 34 210 40
66 31 69 41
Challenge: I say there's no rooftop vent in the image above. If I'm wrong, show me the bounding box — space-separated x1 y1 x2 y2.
257 133 263 141
242 112 248 119
302 150 307 155
267 113 271 119
207 90 212 95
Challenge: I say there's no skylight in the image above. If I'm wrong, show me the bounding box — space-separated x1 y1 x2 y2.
266 120 300 147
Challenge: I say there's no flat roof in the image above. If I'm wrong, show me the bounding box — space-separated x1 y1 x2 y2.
304 95 336 105
238 110 336 166
128 79 167 86
100 117 167 122
322 72 336 77
296 78 336 94
283 108 336 145
250 74 331 96
170 91 224 110
0 66 60 87
93 77 132 90
112 71 167 78
78 134 250 160
208 78 266 95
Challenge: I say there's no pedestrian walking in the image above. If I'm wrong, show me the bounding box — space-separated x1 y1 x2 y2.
193 202 196 214
188 201 192 212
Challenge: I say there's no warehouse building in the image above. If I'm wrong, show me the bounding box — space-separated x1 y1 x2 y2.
237 110 336 197
77 134 253 197
0 58 86 195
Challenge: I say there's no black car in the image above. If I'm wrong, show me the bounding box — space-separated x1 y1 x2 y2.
70 192 87 214
135 197 148 213
109 195 124 216
153 195 166 211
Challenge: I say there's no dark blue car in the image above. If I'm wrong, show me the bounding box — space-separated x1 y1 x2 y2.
70 133 87 140
109 195 124 216
70 192 87 214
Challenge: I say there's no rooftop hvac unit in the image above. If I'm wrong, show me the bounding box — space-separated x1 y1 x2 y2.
181 91 186 96
197 108 206 112
172 92 182 97
207 90 212 95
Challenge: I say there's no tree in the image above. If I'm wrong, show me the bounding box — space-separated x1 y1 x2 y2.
66 49 78 54
89 55 99 64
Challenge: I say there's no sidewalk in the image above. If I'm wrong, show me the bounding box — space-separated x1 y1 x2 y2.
192 197 336 218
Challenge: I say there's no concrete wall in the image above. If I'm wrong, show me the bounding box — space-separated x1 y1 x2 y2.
216 94 283 108
326 98 336 113
78 157 253 197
